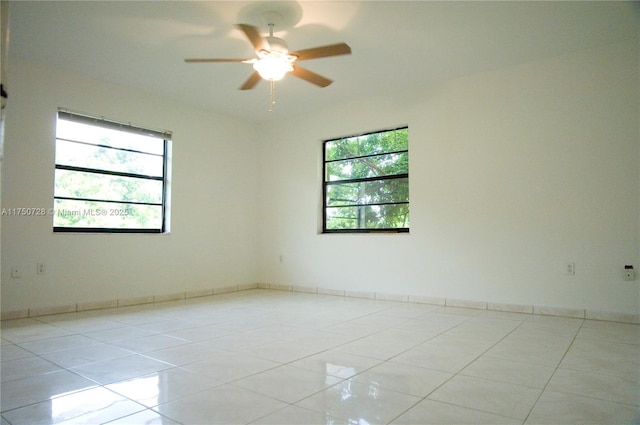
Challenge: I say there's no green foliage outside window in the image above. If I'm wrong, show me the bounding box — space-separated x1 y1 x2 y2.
324 127 409 232
54 112 168 232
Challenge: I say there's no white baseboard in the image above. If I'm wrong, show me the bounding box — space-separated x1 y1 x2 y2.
261 282 639 324
2 282 638 325
0 283 259 320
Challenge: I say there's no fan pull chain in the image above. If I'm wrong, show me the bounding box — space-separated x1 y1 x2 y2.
269 81 276 112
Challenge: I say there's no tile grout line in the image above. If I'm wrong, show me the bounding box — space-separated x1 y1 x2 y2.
2 290 638 424
520 318 586 424
386 314 537 424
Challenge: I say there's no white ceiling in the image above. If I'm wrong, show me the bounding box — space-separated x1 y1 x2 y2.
7 1 639 123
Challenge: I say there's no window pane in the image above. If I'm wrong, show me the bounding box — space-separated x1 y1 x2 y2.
55 139 164 177
54 169 163 204
53 199 162 229
54 111 169 233
57 119 164 155
326 152 408 181
326 177 409 206
323 126 409 233
325 128 408 161
325 204 410 230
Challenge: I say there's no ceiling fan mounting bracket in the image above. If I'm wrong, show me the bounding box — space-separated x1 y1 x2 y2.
262 11 283 29
237 2 303 32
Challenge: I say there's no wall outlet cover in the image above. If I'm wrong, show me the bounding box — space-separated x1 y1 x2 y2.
566 262 575 275
11 265 21 278
624 267 635 281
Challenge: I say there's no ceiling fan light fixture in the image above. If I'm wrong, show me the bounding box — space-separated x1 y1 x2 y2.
185 21 351 92
253 53 294 81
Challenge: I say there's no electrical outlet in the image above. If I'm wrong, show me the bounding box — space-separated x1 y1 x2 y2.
566 262 575 275
37 263 46 275
279 255 284 264
624 265 635 281
11 265 21 278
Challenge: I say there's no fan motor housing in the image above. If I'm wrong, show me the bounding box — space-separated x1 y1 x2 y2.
265 36 289 54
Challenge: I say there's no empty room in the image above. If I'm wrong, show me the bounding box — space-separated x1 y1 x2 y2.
1 1 638 424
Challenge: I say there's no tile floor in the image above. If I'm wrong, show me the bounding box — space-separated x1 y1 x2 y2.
1 289 639 424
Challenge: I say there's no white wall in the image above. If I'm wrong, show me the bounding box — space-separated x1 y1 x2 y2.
1 59 260 313
2 40 638 318
258 40 640 315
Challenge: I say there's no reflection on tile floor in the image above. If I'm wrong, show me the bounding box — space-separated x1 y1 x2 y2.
1 289 639 424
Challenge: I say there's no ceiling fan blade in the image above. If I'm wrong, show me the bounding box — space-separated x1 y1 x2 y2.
236 23 266 52
239 71 262 90
184 58 252 63
289 43 351 61
290 66 333 88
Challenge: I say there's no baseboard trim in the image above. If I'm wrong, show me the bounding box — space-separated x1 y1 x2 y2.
261 283 640 324
2 282 638 325
1 283 259 321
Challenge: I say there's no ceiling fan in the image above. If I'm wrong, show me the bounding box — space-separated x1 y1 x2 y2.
184 19 351 97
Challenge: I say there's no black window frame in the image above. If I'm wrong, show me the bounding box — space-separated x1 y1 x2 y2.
322 126 409 234
53 109 171 234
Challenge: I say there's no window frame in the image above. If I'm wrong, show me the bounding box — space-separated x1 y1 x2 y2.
322 126 409 234
53 109 171 234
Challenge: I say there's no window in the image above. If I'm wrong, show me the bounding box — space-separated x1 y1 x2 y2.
53 110 170 233
323 126 409 233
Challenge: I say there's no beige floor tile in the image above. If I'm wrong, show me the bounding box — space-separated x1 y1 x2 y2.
1 356 62 382
391 399 520 424
297 379 422 424
40 343 135 369
428 374 542 420
251 404 346 425
182 351 280 384
0 344 34 362
461 355 556 388
17 334 101 355
70 354 174 385
106 368 220 407
3 387 143 425
143 341 221 366
483 331 572 367
1 370 97 412
392 335 489 373
104 408 181 425
1 289 638 425
111 333 189 354
153 384 287 424
233 365 342 403
289 349 382 379
1 321 74 344
335 332 422 361
560 338 640 378
526 391 640 424
82 326 157 343
577 321 640 345
546 368 640 406
351 361 452 397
